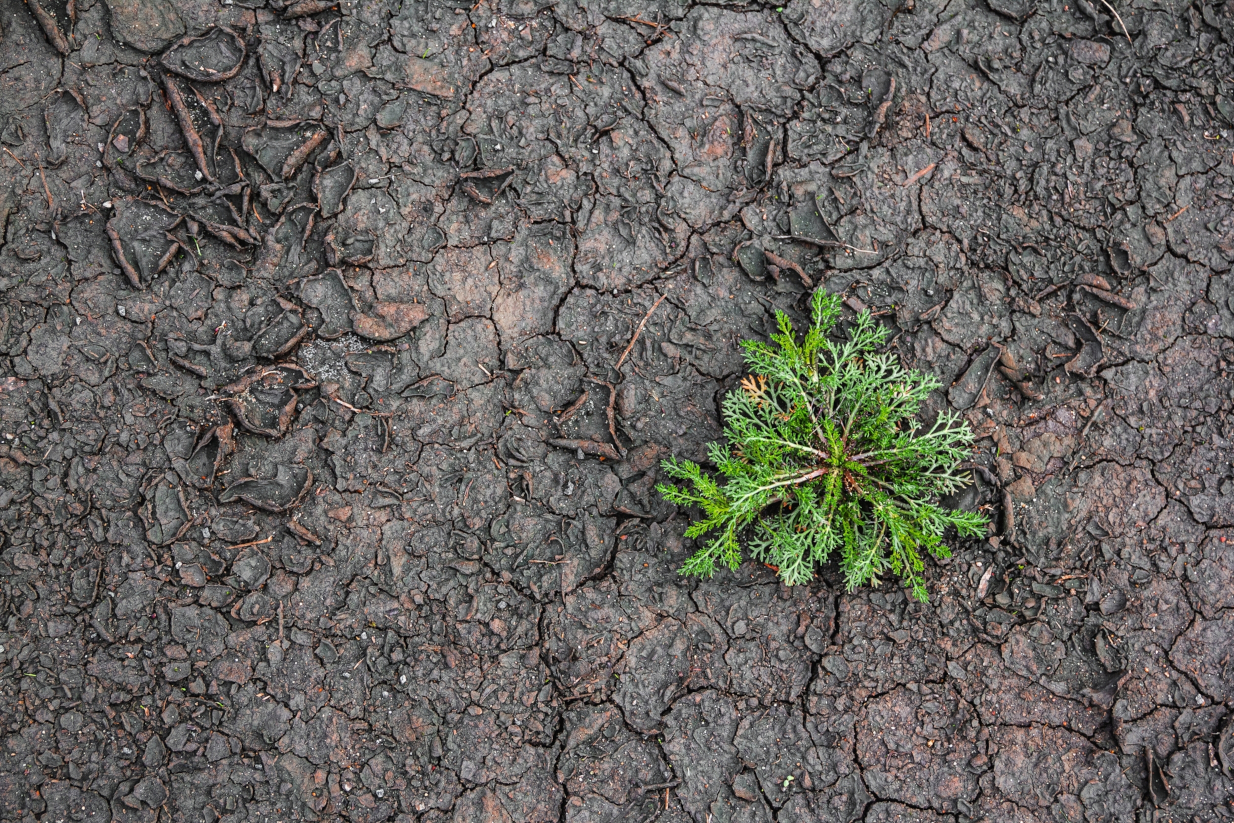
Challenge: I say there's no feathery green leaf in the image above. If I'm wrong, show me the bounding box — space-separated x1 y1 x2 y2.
659 289 987 602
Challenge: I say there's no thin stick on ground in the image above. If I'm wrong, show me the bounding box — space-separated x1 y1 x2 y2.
228 535 273 550
585 378 625 458
1065 398 1108 474
771 234 880 255
615 291 667 371
35 152 53 210
1097 0 1133 45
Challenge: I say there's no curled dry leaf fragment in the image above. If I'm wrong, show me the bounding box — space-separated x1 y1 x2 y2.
222 364 316 437
350 302 430 342
220 465 313 512
161 27 246 82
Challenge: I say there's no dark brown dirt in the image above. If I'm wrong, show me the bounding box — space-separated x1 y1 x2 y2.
0 0 1232 820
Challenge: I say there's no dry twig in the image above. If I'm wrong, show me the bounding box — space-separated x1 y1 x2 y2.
616 291 668 371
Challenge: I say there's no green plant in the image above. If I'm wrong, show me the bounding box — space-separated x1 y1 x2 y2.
657 290 987 601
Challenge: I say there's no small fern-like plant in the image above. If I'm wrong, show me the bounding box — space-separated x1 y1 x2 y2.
657 290 987 602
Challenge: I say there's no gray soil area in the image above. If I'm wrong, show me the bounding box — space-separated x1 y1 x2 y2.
1 0 1233 819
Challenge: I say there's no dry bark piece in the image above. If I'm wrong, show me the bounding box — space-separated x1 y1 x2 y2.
1075 283 1136 310
351 302 430 342
287 519 322 546
241 124 325 180
162 75 214 183
284 0 337 17
996 349 1045 402
25 0 73 54
998 348 1023 377
281 130 327 180
161 27 245 82
763 250 812 288
169 354 206 376
222 365 316 437
220 465 312 512
1074 273 1112 290
459 167 514 204
976 564 995 600
197 218 258 249
549 438 623 461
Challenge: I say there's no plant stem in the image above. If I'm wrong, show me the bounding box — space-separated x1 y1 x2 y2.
732 465 836 507
745 434 828 459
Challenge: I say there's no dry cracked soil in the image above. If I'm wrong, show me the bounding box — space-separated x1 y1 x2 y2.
0 0 1233 820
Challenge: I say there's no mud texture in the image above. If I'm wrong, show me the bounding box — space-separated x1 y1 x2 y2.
1 0 1233 820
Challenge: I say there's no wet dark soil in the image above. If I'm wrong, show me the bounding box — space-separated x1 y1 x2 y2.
1 0 1232 820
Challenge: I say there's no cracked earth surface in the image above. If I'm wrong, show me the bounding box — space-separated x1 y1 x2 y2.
1 0 1233 820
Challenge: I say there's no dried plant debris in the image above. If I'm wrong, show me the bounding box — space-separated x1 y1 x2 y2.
220 464 312 511
248 298 309 359
350 300 430 342
103 108 148 187
222 364 316 437
25 0 74 55
459 167 514 204
241 123 327 181
106 198 183 288
161 27 246 82
166 420 234 488
162 75 220 183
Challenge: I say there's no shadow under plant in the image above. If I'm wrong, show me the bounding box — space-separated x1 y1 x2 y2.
0 0 1231 820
